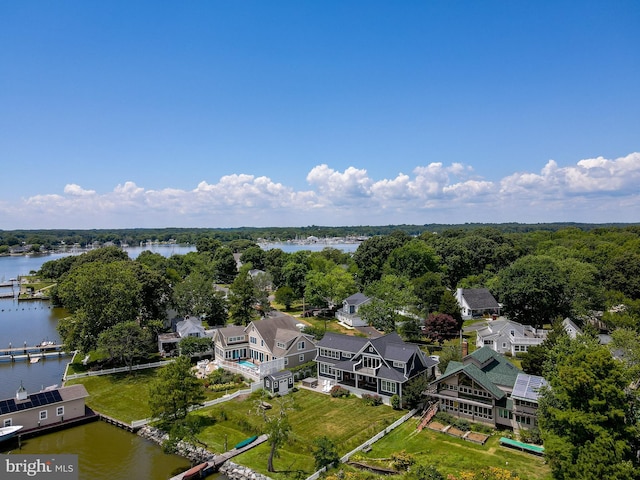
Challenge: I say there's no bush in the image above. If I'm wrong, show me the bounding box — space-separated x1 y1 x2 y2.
390 394 401 410
330 385 351 398
452 418 470 431
519 426 542 445
433 411 455 425
361 393 383 406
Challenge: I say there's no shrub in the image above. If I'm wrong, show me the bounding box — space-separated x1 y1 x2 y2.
452 418 470 431
390 394 401 410
361 393 383 406
330 385 351 398
433 411 455 425
391 450 415 471
519 426 542 445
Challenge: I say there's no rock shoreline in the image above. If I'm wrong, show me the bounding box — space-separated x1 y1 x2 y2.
137 426 272 480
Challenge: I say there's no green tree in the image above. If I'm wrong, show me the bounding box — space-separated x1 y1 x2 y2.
404 464 445 480
97 321 151 370
56 261 143 352
360 275 416 332
228 268 257 325
179 336 213 357
312 436 339 471
353 231 410 287
256 394 294 473
148 356 206 423
240 246 266 270
538 336 640 479
213 246 238 283
496 255 571 328
172 271 229 325
274 286 296 310
384 239 439 280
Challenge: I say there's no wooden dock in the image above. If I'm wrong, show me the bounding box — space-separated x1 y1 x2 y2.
168 434 269 480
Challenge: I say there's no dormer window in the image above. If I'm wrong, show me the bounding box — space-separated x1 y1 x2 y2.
276 341 286 349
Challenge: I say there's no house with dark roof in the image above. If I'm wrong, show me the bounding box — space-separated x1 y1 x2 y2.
158 315 211 356
335 292 371 327
0 384 90 432
455 288 500 319
426 346 546 429
211 311 317 379
263 370 294 396
315 332 438 405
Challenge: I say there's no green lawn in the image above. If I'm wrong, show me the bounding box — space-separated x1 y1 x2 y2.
192 388 404 479
357 420 551 480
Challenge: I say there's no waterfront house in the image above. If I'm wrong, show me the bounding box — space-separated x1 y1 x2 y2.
211 311 317 379
158 315 211 356
335 292 371 327
315 331 438 405
455 288 500 319
426 346 546 430
0 384 90 432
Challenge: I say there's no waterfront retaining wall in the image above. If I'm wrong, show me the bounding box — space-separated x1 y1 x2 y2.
137 425 213 464
219 461 272 480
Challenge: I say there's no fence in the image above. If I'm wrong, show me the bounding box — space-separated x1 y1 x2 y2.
63 360 173 381
129 381 264 429
304 408 418 480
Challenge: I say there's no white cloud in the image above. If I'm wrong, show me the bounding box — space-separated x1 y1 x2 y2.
1 152 639 228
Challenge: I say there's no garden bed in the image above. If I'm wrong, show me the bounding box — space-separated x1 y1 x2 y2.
427 421 446 432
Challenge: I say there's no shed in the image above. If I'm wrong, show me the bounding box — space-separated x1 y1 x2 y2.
263 370 294 396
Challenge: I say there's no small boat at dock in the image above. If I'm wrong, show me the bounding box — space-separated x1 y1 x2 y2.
234 435 258 449
0 425 23 442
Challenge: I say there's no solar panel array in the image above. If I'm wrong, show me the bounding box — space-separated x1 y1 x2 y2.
0 390 62 415
512 373 547 401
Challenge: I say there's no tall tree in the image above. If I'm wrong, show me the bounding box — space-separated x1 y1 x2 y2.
149 356 206 423
255 394 294 473
172 271 229 324
312 436 340 471
228 268 257 325
538 336 640 479
97 321 151 370
496 255 571 328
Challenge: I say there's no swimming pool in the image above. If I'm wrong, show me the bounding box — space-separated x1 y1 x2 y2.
238 360 258 369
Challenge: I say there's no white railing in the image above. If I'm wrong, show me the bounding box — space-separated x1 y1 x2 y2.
63 360 173 381
305 408 418 480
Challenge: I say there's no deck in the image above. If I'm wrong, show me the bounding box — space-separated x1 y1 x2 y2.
168 434 269 480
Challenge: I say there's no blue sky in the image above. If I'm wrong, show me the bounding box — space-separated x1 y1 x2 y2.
1 1 639 229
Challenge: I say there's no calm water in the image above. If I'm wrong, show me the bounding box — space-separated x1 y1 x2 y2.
0 243 357 479
0 421 197 480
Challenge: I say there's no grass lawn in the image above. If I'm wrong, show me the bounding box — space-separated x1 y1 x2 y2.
191 388 405 479
356 420 551 480
66 368 240 423
66 370 158 422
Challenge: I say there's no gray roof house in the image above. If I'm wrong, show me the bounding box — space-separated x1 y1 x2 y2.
335 292 371 327
211 311 317 380
456 288 500 319
315 331 438 405
475 319 547 356
426 346 546 429
158 315 210 356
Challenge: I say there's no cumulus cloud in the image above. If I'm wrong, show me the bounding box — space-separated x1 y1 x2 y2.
1 152 638 229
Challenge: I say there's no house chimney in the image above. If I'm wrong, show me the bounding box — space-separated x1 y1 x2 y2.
461 340 468 357
16 382 28 401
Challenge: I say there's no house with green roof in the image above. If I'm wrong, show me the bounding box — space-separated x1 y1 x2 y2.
426 346 545 429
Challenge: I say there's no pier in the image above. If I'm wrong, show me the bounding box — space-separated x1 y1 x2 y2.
0 343 68 363
168 434 269 480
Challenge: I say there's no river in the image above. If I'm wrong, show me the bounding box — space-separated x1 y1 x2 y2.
0 241 360 479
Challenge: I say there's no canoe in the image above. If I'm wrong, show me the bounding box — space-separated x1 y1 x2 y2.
234 435 258 449
182 462 208 480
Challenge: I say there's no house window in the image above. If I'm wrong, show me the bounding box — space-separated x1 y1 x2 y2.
39 410 48 421
299 354 305 362
484 340 492 345
344 352 352 358
265 379 271 388
319 363 335 376
380 380 397 394
284 358 289 365
261 340 264 346
250 337 257 344
57 406 64 416
228 336 244 343
297 341 305 350
392 361 404 368
362 356 381 369
3 419 11 427
502 342 507 348
319 348 340 359
276 341 286 349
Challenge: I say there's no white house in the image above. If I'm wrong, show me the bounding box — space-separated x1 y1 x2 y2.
456 288 500 320
475 319 547 355
335 293 371 327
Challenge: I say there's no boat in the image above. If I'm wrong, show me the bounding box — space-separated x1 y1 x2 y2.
0 425 23 442
181 462 208 480
234 435 258 449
